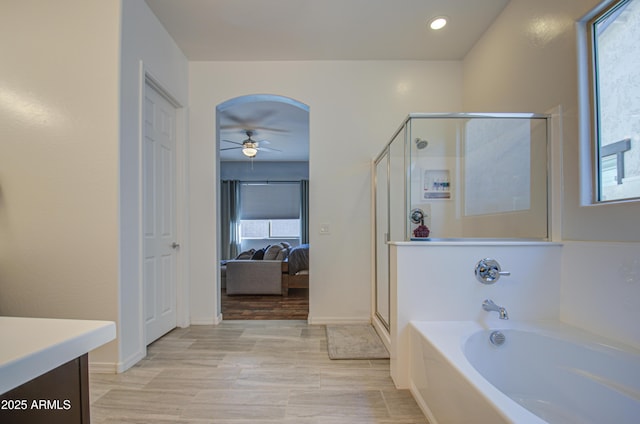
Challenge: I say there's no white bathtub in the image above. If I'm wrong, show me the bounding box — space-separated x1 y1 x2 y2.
409 320 640 424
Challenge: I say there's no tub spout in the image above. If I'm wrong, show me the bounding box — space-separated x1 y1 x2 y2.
482 299 509 320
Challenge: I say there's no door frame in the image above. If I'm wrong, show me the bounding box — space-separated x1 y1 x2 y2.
139 67 189 345
215 94 310 322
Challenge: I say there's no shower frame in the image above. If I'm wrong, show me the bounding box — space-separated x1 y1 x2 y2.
373 113 551 335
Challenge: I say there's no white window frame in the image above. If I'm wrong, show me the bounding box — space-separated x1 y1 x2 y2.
584 0 639 204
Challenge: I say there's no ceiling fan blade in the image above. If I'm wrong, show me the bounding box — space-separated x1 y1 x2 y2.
257 146 282 153
219 124 250 130
220 109 283 128
220 147 242 151
220 124 290 133
222 139 244 146
251 126 289 133
248 109 278 123
219 111 246 125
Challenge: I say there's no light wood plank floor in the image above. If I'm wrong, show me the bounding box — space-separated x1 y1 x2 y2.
90 320 429 423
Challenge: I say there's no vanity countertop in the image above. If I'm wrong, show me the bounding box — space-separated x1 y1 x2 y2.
0 317 116 395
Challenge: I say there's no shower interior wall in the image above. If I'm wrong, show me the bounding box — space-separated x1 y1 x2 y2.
379 115 550 242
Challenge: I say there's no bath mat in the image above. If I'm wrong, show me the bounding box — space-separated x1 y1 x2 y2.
326 325 389 359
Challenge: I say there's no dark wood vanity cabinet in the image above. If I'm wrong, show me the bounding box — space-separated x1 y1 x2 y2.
0 354 90 424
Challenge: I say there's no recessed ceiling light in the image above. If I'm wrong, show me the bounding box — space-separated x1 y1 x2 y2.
429 16 448 30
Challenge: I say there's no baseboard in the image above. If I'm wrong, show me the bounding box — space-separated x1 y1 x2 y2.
190 313 223 325
89 348 146 374
118 350 146 373
88 361 118 374
307 316 371 325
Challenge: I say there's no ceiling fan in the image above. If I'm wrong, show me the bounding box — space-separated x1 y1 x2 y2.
221 130 282 158
219 109 289 134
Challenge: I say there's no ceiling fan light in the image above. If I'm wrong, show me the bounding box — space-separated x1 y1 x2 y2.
242 147 258 157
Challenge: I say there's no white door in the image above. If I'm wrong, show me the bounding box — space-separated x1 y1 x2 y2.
143 80 178 345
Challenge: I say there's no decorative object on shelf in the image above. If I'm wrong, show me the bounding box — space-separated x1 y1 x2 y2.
410 208 430 238
413 224 430 238
410 208 425 225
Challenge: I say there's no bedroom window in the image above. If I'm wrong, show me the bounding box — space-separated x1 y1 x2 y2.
238 182 302 245
240 219 301 240
269 219 301 238
587 0 640 202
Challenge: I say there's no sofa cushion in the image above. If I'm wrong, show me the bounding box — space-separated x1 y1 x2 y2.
275 247 290 261
264 244 283 260
235 249 255 260
251 247 266 260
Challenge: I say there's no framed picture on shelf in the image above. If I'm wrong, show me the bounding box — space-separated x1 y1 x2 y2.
423 169 450 199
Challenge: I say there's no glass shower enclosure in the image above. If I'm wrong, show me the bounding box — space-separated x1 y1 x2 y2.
373 113 550 331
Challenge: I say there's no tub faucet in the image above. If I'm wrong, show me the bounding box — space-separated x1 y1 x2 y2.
482 299 509 320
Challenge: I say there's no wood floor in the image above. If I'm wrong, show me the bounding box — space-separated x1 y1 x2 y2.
221 288 309 320
89 320 429 423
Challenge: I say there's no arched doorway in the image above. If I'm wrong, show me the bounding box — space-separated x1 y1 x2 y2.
216 94 310 320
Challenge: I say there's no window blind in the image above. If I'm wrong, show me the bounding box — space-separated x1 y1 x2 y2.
240 183 300 220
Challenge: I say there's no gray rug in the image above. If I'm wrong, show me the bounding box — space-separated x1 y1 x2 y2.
326 324 390 359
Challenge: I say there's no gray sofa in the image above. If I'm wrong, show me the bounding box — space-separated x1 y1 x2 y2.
222 243 292 295
225 260 283 295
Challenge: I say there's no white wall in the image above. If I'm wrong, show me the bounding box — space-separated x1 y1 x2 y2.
189 61 462 324
463 0 640 242
462 0 640 349
0 0 188 371
561 241 640 349
119 0 189 370
0 0 121 365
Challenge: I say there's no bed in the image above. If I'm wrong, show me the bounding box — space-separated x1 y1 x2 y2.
281 244 309 296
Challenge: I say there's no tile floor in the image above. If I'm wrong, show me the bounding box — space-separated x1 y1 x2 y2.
90 320 428 423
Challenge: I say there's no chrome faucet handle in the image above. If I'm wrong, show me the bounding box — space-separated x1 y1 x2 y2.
475 258 510 284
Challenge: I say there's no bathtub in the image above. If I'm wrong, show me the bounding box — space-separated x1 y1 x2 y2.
409 320 640 424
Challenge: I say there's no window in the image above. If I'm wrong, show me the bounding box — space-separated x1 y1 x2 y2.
239 220 270 239
269 219 301 238
240 183 300 219
588 0 640 202
240 219 301 240
238 182 302 244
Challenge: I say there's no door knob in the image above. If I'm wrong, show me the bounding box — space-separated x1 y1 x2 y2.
171 242 180 249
